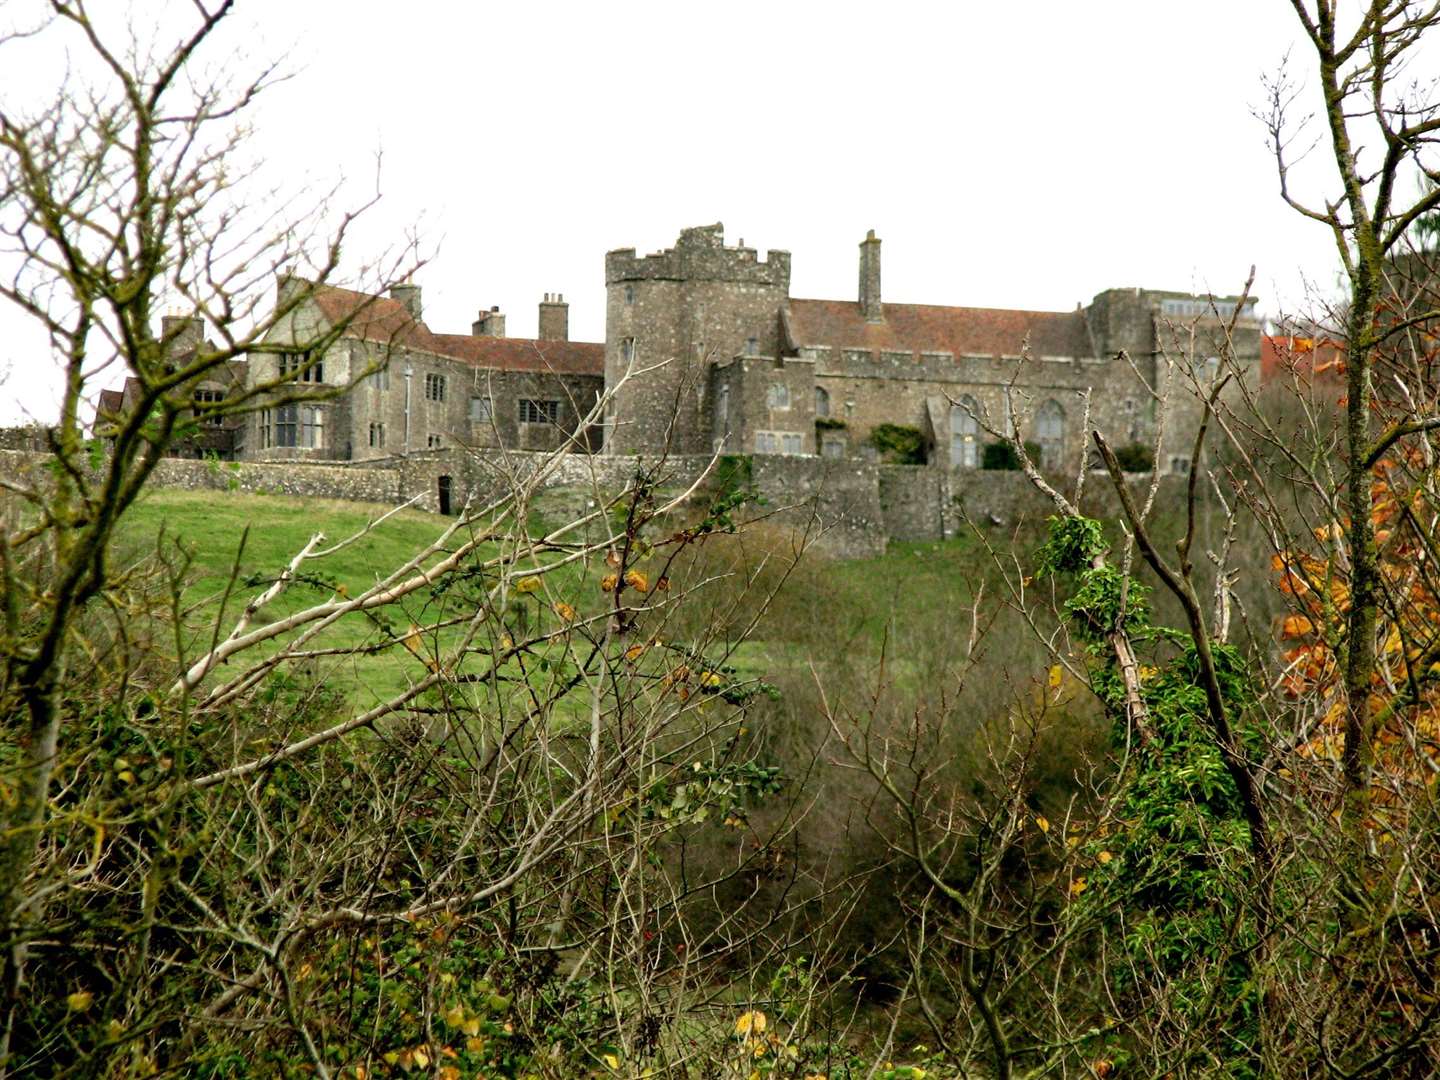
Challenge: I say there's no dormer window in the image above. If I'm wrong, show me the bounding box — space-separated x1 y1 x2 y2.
744 337 759 357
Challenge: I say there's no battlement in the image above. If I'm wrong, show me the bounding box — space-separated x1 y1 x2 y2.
606 222 791 288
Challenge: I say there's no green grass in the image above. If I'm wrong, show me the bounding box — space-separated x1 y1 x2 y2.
115 488 592 709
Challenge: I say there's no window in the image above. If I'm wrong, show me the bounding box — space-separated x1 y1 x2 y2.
274 404 297 448
815 387 831 418
1035 399 1065 469
424 373 447 402
950 397 979 468
717 384 729 426
766 383 790 410
781 433 803 455
621 338 636 364
1194 355 1221 382
271 405 323 448
259 408 272 449
755 431 801 455
279 351 324 383
470 395 493 422
193 387 225 426
519 399 560 424
427 434 443 449
821 436 845 458
624 285 635 305
369 422 386 449
369 366 390 392
1122 398 1136 414
1169 455 1192 476
744 337 759 357
755 431 778 454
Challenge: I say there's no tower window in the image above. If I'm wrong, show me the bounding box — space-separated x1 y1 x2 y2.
744 337 759 356
624 285 635 305
766 383 790 410
814 387 831 417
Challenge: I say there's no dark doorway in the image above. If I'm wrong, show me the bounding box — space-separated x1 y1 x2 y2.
437 475 452 516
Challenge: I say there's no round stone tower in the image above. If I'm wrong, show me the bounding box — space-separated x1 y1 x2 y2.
603 223 791 455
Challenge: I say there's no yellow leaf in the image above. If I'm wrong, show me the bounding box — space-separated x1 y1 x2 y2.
461 1017 480 1037
515 575 542 594
1070 876 1088 898
602 1053 620 1070
553 601 576 621
443 1004 465 1028
1048 664 1062 690
1097 850 1113 865
117 770 135 785
600 573 618 593
624 643 646 662
465 1036 486 1053
625 569 649 593
67 990 93 1012
1034 815 1050 833
735 1010 767 1037
412 1048 430 1069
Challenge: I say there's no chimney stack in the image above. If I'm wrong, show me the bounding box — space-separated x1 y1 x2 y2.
472 305 506 337
389 282 423 321
538 292 569 341
858 229 883 322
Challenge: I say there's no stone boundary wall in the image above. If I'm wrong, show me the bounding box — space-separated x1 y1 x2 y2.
0 448 1181 561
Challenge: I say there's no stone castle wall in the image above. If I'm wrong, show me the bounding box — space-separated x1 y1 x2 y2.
0 447 1184 562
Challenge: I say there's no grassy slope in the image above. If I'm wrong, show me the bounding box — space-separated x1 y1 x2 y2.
117 488 589 708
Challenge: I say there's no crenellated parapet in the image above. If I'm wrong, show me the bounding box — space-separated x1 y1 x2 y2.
606 223 791 289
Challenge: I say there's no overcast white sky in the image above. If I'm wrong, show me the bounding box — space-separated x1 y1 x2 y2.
0 1 1361 425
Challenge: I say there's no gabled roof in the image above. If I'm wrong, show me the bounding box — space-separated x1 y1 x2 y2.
308 283 604 376
787 298 1093 359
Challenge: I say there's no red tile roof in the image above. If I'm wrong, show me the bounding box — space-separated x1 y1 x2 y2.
309 283 603 375
788 298 1093 358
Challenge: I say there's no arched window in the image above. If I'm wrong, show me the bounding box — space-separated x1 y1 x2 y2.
1035 399 1065 468
950 396 979 468
815 386 830 418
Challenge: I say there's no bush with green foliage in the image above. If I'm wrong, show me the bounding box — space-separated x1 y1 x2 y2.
867 423 926 464
1114 441 1155 473
981 440 1043 470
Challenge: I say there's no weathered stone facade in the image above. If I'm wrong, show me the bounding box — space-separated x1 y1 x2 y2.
245 280 604 463
603 223 1262 476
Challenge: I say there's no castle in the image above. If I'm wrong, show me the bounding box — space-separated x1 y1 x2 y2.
98 223 1262 478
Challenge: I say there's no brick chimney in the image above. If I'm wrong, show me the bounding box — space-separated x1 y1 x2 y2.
389 282 423 321
472 306 506 337
538 293 569 341
858 229 882 322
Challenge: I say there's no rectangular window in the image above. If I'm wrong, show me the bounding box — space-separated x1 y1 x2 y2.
193 388 225 425
519 399 560 424
425 373 447 402
369 422 386 448
755 431 777 454
781 433 803 455
260 408 272 449
274 405 298 448
766 383 791 410
427 434 443 449
470 395 493 422
369 366 390 391
279 351 324 383
821 436 845 459
299 406 322 449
